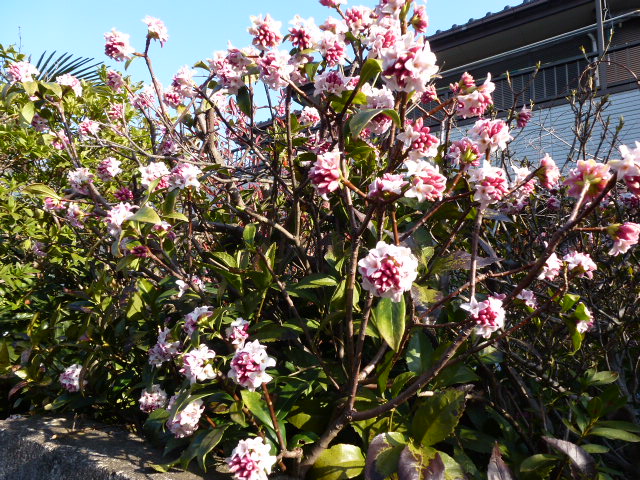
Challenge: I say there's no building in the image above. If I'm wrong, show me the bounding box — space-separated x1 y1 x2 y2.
428 0 640 166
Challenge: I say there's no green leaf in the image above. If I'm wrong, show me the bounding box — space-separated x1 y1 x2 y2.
560 293 580 312
127 206 161 225
349 108 400 139
0 341 10 369
21 102 35 124
589 427 640 442
240 390 273 429
584 370 619 387
519 454 558 476
24 183 60 199
162 189 179 214
196 425 228 472
289 273 337 290
212 251 237 268
405 331 433 375
411 390 466 447
595 420 640 433
574 303 591 322
42 81 62 98
243 223 257 247
21 81 39 96
163 211 189 222
372 296 406 352
309 444 365 480
358 58 383 85
580 444 609 454
236 86 252 117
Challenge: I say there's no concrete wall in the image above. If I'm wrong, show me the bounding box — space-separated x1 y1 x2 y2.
0 416 229 480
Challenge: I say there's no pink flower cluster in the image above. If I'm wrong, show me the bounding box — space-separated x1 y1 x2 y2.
563 251 597 279
180 344 216 384
538 253 562 281
398 117 440 159
138 384 168 413
309 150 341 200
403 160 447 203
148 328 180 367
538 154 560 189
143 16 169 46
467 161 509 210
97 156 122 181
248 14 283 51
299 106 321 127
166 395 204 438
461 295 506 338
56 74 82 96
610 142 640 196
168 163 202 191
564 159 611 201
183 306 212 335
228 340 276 391
381 33 438 93
469 119 512 153
105 202 135 237
358 241 418 303
258 50 294 90
226 437 277 480
6 61 39 83
139 162 170 189
59 364 84 392
447 138 483 166
225 318 250 348
313 69 352 96
104 29 135 61
576 304 594 334
455 73 495 118
608 222 640 256
368 173 406 200
80 119 100 137
68 167 95 195
106 70 125 92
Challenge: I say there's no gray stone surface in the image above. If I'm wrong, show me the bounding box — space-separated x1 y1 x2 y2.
0 415 229 480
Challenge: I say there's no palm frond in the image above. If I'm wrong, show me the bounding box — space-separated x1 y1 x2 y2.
34 51 102 83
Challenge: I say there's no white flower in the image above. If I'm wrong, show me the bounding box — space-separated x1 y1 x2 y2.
139 384 168 413
227 437 277 480
228 340 276 390
183 306 212 335
166 395 204 438
180 344 216 384
358 241 418 303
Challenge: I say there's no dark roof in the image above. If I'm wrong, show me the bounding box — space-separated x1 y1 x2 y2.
431 0 543 39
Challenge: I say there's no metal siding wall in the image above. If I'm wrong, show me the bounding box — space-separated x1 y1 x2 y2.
446 89 640 170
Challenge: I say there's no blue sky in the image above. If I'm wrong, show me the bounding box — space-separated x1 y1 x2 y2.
1 0 514 85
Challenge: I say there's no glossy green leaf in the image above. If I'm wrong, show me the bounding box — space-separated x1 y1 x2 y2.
349 108 400 139
372 296 406 352
411 390 466 447
236 86 252 117
589 427 640 442
358 58 383 85
21 102 35 124
127 206 161 225
24 183 60 199
309 444 365 480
